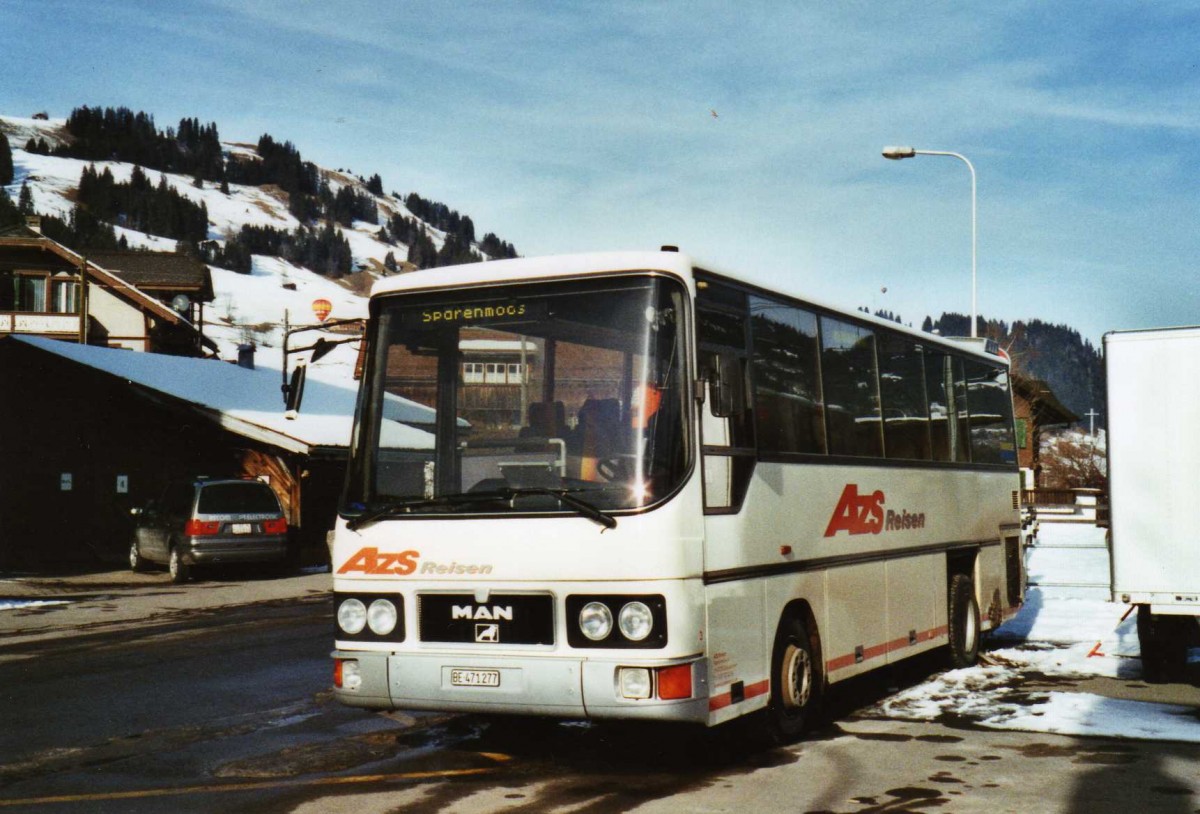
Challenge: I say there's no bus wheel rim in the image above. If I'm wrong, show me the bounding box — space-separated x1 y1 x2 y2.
964 603 978 651
782 643 811 709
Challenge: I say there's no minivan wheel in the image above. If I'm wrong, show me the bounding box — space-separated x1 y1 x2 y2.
169 545 190 584
129 540 150 573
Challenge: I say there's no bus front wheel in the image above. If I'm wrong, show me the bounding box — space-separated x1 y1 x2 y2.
948 573 980 668
766 615 821 742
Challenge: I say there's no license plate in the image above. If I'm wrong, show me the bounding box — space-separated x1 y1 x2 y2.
231 523 253 534
451 669 500 687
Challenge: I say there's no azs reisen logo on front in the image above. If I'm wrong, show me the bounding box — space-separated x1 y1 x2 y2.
823 484 926 537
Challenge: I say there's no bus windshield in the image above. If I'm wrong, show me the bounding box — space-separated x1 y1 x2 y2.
343 275 690 519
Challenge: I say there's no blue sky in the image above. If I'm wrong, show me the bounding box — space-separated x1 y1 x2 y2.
3 1 1198 344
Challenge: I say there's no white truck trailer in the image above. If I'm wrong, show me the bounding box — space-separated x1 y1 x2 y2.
1105 326 1200 680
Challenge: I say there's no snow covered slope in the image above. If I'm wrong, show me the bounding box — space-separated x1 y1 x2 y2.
0 113 480 382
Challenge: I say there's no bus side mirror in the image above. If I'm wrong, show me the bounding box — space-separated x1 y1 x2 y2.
284 363 307 416
709 350 745 418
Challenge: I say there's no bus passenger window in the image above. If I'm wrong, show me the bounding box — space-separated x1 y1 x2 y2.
820 317 883 458
964 361 1016 464
750 298 825 455
878 334 932 460
925 351 970 463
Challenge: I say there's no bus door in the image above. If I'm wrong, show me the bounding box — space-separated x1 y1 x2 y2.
695 284 755 513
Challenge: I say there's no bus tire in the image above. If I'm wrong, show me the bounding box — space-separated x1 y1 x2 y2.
766 615 821 742
948 573 980 668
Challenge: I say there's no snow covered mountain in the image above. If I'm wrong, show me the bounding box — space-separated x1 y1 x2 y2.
0 112 505 380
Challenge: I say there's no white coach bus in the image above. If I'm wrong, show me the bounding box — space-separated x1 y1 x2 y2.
331 248 1024 739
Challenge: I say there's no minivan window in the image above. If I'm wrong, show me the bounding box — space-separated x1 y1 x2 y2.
197 483 280 514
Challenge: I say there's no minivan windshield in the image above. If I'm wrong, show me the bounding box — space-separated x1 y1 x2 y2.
343 275 690 519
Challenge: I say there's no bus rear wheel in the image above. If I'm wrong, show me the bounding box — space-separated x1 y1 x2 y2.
766 615 821 742
948 573 980 668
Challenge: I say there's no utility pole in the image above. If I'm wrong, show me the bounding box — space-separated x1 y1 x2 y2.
1084 408 1099 436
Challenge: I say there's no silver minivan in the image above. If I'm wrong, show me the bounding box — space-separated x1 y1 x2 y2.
130 478 289 583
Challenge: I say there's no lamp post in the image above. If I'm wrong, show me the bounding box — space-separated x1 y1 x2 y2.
882 146 978 339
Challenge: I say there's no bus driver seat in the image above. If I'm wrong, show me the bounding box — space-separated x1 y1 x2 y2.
577 398 621 481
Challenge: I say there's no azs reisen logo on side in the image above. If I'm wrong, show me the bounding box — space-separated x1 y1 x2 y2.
823 484 926 537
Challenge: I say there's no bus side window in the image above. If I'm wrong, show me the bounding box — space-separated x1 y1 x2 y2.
697 302 755 512
708 349 745 417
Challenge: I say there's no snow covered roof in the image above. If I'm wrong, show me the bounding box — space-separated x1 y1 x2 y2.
11 335 433 454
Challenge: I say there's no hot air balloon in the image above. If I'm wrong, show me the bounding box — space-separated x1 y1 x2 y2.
312 298 332 322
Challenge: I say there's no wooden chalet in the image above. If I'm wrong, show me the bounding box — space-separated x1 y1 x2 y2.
0 218 213 355
1012 375 1079 488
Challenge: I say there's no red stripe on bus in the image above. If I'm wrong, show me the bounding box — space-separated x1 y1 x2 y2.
826 624 949 673
709 622 954 712
708 679 770 712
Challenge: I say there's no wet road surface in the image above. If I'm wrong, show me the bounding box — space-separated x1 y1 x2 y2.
0 573 1196 813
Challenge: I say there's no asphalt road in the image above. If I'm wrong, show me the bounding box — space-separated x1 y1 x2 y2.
0 570 1196 813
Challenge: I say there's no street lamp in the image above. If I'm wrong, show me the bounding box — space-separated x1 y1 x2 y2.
882 146 978 339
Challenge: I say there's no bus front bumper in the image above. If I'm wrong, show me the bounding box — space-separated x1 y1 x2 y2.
331 649 710 723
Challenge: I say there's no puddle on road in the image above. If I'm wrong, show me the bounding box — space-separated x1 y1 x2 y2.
1008 740 1141 766
218 713 807 814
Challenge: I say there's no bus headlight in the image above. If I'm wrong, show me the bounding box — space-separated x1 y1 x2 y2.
619 667 652 699
337 597 367 635
579 601 614 641
367 599 398 636
618 601 654 641
567 594 667 648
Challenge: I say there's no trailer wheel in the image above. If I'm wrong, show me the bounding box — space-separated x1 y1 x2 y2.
766 615 821 742
948 573 980 668
1138 605 1187 683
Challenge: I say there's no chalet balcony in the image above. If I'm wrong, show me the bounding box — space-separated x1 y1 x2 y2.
0 311 83 337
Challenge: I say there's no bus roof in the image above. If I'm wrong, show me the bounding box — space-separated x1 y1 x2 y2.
370 249 1005 364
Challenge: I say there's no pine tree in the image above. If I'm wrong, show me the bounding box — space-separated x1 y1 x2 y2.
383 251 398 273
17 181 33 214
0 188 21 228
0 135 12 185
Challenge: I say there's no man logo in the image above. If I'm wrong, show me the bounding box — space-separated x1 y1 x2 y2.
475 624 500 643
453 605 513 621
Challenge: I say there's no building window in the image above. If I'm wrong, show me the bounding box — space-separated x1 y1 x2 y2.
14 274 47 312
463 360 525 385
51 279 79 314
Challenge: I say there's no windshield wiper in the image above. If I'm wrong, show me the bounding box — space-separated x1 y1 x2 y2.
346 487 617 532
501 487 618 531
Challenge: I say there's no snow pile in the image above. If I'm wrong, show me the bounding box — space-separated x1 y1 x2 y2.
0 599 69 611
877 637 1199 743
872 522 1200 744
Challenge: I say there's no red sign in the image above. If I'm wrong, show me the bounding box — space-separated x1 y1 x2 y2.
824 484 927 537
824 484 884 537
337 546 420 576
